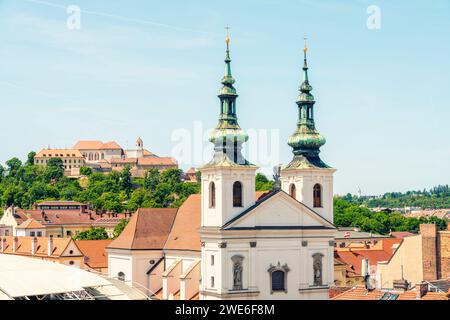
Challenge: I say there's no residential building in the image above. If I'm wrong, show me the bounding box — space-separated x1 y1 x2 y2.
376 224 450 289
0 235 84 268
34 148 85 177
334 238 402 287
15 219 46 237
0 204 127 238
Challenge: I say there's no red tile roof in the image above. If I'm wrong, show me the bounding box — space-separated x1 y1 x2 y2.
137 157 177 166
107 208 177 250
14 209 95 226
390 231 415 239
332 286 450 300
16 219 45 229
0 236 77 257
35 149 83 158
75 239 112 269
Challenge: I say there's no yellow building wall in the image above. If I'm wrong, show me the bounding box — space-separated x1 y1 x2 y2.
45 225 93 238
377 235 423 289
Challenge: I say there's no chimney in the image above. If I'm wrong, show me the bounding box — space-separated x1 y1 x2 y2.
31 237 38 255
48 236 53 256
41 210 45 219
12 237 18 253
393 279 409 291
416 282 428 299
88 212 92 220
420 224 438 281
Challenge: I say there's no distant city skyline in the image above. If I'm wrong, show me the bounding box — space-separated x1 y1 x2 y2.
1 0 449 195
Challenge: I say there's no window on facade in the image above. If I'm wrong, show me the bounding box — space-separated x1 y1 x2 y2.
272 270 285 291
211 276 215 288
233 181 243 207
30 231 35 237
313 184 322 208
209 182 216 208
37 231 42 237
211 255 215 266
118 272 125 281
66 230 72 236
268 262 289 294
289 184 296 199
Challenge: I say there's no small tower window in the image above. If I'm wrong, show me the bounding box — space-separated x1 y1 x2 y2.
118 272 125 281
313 184 322 208
289 184 296 199
233 181 243 207
209 182 216 208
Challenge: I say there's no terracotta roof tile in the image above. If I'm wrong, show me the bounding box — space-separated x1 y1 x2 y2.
14 209 95 226
75 239 112 269
35 149 83 158
137 157 177 166
107 208 177 250
16 219 45 229
332 286 449 300
0 236 75 257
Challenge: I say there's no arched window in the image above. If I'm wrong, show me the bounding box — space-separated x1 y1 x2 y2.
233 181 242 207
88 153 93 161
209 182 216 208
118 272 125 281
312 253 324 286
94 153 99 161
268 262 290 294
289 184 296 199
313 184 322 208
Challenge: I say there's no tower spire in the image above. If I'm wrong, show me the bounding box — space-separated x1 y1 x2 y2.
205 29 252 167
286 40 329 169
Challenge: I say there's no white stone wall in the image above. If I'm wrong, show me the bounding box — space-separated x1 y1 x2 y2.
200 166 257 228
280 168 336 223
201 233 334 300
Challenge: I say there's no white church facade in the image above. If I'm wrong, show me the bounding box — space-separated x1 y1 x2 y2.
107 36 336 300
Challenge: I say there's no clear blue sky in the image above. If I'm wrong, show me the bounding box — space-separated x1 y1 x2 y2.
1 0 449 195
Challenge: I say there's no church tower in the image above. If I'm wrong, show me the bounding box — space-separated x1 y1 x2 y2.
199 34 258 228
280 40 336 223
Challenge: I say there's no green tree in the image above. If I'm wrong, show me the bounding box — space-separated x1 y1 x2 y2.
6 157 22 178
113 218 129 238
73 227 109 240
255 173 273 191
44 158 64 182
79 166 92 176
120 165 133 196
26 151 36 166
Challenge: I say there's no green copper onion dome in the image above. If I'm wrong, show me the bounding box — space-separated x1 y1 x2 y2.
286 41 329 169
206 34 252 167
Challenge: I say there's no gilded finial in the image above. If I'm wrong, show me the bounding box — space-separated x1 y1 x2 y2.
303 37 308 54
225 25 231 48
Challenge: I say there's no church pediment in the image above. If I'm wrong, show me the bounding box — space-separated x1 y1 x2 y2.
222 190 335 230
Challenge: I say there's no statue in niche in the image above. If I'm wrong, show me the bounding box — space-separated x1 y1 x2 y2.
313 253 323 286
231 255 244 290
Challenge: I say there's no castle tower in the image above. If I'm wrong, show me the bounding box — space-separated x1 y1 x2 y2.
280 40 336 223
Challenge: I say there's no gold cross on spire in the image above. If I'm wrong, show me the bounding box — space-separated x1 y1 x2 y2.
225 25 231 47
303 37 308 53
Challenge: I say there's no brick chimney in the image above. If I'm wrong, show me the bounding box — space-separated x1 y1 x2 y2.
48 236 53 256
12 237 18 253
416 282 428 300
31 237 38 255
420 224 438 281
